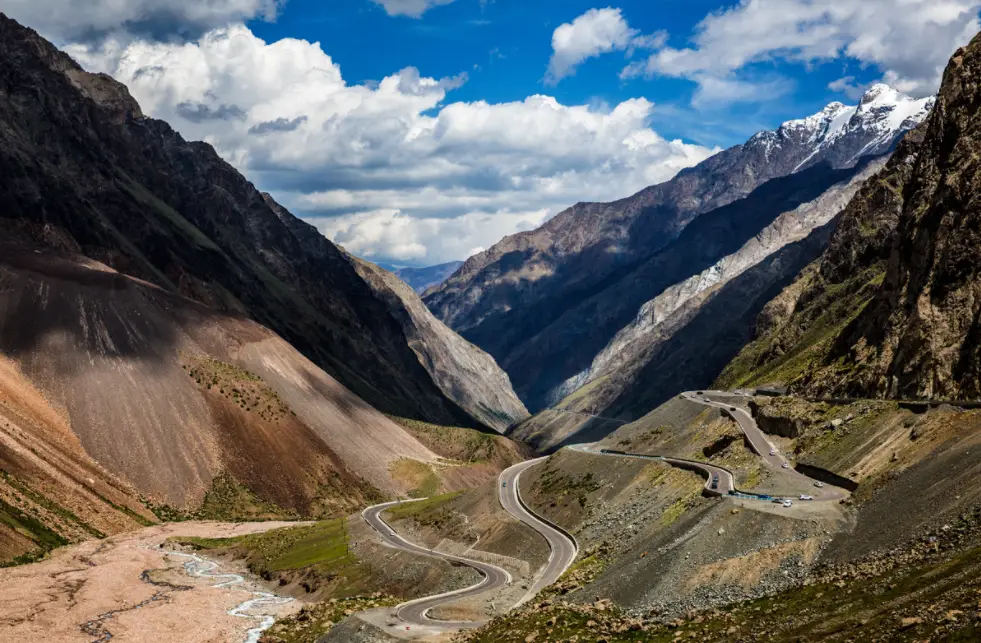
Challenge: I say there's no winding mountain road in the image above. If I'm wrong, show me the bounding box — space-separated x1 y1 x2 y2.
498 457 579 605
359 389 846 633
569 444 736 496
684 391 846 501
360 458 578 630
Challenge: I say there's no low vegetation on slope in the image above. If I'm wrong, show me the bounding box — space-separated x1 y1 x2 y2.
464 508 981 642
389 416 530 467
171 519 389 604
715 263 886 390
183 356 295 423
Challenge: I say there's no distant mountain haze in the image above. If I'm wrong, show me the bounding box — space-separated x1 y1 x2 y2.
394 261 465 294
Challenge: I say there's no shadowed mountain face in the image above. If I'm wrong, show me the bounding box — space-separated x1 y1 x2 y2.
727 33 981 401
424 86 931 415
0 14 520 432
507 162 882 452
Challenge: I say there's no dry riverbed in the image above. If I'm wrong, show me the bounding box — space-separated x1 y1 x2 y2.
0 521 310 643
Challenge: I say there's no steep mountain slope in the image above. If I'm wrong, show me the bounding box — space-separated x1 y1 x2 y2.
395 261 464 294
426 88 932 413
264 195 526 432
716 126 928 391
346 256 528 432
0 243 438 516
0 14 519 431
510 160 888 451
719 35 981 399
0 349 156 565
796 37 981 399
509 161 881 417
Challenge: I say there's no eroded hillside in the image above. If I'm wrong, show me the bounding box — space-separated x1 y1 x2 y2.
0 244 439 531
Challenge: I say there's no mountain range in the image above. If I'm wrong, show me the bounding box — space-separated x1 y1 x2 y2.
8 9 981 643
425 83 933 449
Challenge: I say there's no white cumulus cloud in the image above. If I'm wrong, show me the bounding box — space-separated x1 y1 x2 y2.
627 0 981 101
64 24 715 265
546 7 665 85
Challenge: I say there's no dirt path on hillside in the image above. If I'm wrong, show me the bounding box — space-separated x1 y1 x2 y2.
0 521 309 643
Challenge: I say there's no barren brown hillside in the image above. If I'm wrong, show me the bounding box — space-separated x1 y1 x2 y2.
0 242 442 527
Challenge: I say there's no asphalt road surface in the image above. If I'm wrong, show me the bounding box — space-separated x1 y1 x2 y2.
361 500 511 629
498 458 579 605
360 458 578 630
569 444 735 496
683 390 846 501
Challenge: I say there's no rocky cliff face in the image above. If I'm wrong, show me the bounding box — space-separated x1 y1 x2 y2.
549 159 885 413
344 254 529 432
0 14 521 431
793 36 981 400
716 125 929 392
425 87 932 414
721 33 981 400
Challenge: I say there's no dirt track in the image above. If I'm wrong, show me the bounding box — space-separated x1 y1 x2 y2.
0 521 307 643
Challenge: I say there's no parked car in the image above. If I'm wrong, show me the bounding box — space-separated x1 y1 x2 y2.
769 449 777 456
771 498 784 504
814 481 825 488
799 495 814 501
782 500 793 508
781 463 790 469
730 407 737 412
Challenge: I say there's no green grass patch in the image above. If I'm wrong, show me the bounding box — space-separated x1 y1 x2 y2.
556 375 611 410
716 264 885 390
388 416 521 465
382 491 464 521
169 519 390 597
262 595 400 643
388 459 441 498
659 490 700 527
0 496 68 567
198 472 298 522
144 472 295 523
172 519 351 572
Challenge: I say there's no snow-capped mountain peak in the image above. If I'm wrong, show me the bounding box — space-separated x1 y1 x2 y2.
748 84 934 174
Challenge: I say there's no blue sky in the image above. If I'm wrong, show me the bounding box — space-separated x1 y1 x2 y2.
8 0 980 266
248 0 881 149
